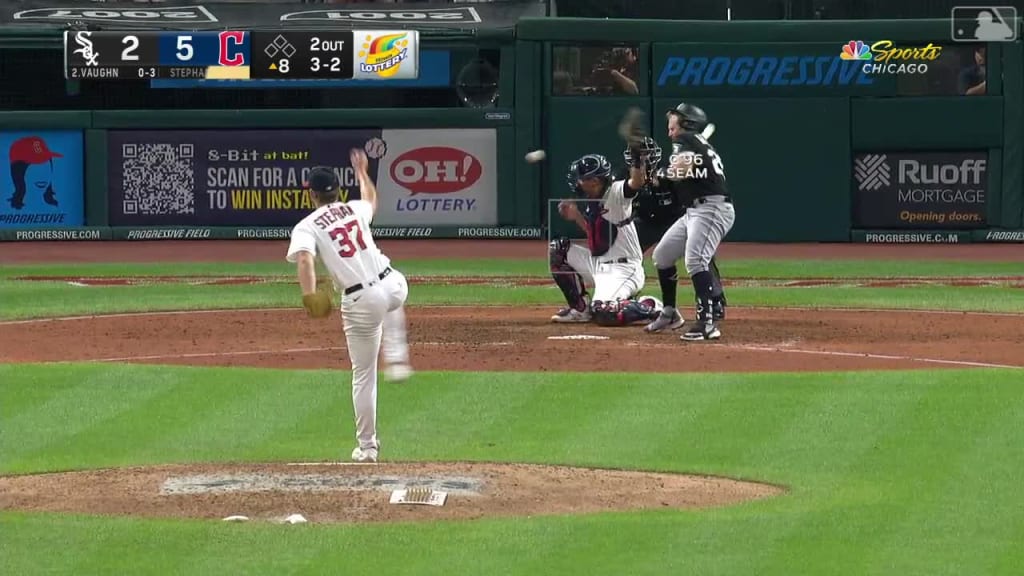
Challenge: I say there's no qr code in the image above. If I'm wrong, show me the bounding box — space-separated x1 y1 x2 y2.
120 143 195 215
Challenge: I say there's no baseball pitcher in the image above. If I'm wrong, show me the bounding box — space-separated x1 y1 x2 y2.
286 150 412 463
549 153 662 326
644 102 735 341
626 137 729 321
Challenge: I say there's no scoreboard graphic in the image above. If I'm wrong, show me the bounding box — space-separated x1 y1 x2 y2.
64 30 420 81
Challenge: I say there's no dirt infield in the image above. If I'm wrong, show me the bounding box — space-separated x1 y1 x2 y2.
3 306 1022 371
0 462 783 525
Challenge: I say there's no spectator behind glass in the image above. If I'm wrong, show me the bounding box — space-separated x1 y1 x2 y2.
586 47 639 95
959 46 986 95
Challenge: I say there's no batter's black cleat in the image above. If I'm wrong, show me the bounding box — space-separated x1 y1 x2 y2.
682 298 721 341
681 320 721 341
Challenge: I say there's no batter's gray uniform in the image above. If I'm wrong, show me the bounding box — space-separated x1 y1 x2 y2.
647 131 735 340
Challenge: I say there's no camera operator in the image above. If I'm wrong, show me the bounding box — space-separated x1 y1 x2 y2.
586 47 639 95
959 46 986 96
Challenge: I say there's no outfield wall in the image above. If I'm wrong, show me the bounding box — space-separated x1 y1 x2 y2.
0 18 1021 243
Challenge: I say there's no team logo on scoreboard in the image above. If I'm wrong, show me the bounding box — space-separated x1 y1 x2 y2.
72 32 99 67
13 6 217 23
352 31 419 81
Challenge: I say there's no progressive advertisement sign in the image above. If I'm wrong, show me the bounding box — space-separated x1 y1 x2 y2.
106 128 497 227
0 130 85 229
852 151 988 229
654 42 894 97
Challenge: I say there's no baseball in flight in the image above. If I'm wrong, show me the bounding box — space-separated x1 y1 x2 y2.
525 149 546 163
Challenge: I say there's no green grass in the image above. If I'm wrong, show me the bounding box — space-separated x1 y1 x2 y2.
0 258 1020 320
2 363 1024 575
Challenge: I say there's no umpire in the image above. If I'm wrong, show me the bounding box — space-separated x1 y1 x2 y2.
625 138 729 319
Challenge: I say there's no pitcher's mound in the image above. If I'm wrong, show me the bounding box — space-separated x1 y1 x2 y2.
0 462 784 524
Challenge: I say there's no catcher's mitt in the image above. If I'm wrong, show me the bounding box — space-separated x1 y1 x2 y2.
302 277 335 319
618 106 648 149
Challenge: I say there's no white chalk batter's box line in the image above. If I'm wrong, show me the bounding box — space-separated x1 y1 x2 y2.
713 343 1021 370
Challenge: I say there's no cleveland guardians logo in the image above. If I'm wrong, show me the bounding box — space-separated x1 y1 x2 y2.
8 136 63 210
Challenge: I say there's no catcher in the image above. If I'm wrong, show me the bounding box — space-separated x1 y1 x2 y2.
549 146 664 327
286 150 412 464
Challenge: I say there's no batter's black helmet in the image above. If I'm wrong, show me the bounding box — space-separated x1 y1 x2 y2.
667 102 709 132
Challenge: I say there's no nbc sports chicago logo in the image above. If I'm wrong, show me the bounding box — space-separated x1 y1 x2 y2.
840 40 942 75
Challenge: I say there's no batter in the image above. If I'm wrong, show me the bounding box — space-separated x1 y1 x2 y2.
644 102 736 341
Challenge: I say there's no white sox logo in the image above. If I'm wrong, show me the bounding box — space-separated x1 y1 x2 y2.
854 154 891 191
73 32 99 67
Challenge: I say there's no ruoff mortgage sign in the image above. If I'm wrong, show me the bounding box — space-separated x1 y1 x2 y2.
852 151 988 229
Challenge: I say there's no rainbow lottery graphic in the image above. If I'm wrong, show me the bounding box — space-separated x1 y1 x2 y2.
840 40 873 60
353 30 419 80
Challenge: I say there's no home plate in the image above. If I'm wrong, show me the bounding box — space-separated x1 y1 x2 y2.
548 335 610 340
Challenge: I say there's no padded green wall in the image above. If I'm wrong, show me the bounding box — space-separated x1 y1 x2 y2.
529 17 1023 239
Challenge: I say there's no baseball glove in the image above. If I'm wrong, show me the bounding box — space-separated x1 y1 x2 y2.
618 106 648 149
302 277 335 319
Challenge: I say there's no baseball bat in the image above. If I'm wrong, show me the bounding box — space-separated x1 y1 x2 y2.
701 123 716 140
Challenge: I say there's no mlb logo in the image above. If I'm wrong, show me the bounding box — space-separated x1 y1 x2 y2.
951 6 1018 42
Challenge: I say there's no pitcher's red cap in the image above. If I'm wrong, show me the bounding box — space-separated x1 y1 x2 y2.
9 136 63 165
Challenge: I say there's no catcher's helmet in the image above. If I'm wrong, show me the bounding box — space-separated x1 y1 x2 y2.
566 154 612 193
667 102 709 132
623 137 663 173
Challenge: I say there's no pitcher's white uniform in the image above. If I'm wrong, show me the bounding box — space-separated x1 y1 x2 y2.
286 199 410 456
566 179 645 301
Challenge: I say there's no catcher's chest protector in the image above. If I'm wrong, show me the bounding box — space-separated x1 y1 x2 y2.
583 202 618 257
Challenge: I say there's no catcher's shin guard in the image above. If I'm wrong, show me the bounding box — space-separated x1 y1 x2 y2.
591 299 660 326
550 237 587 311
